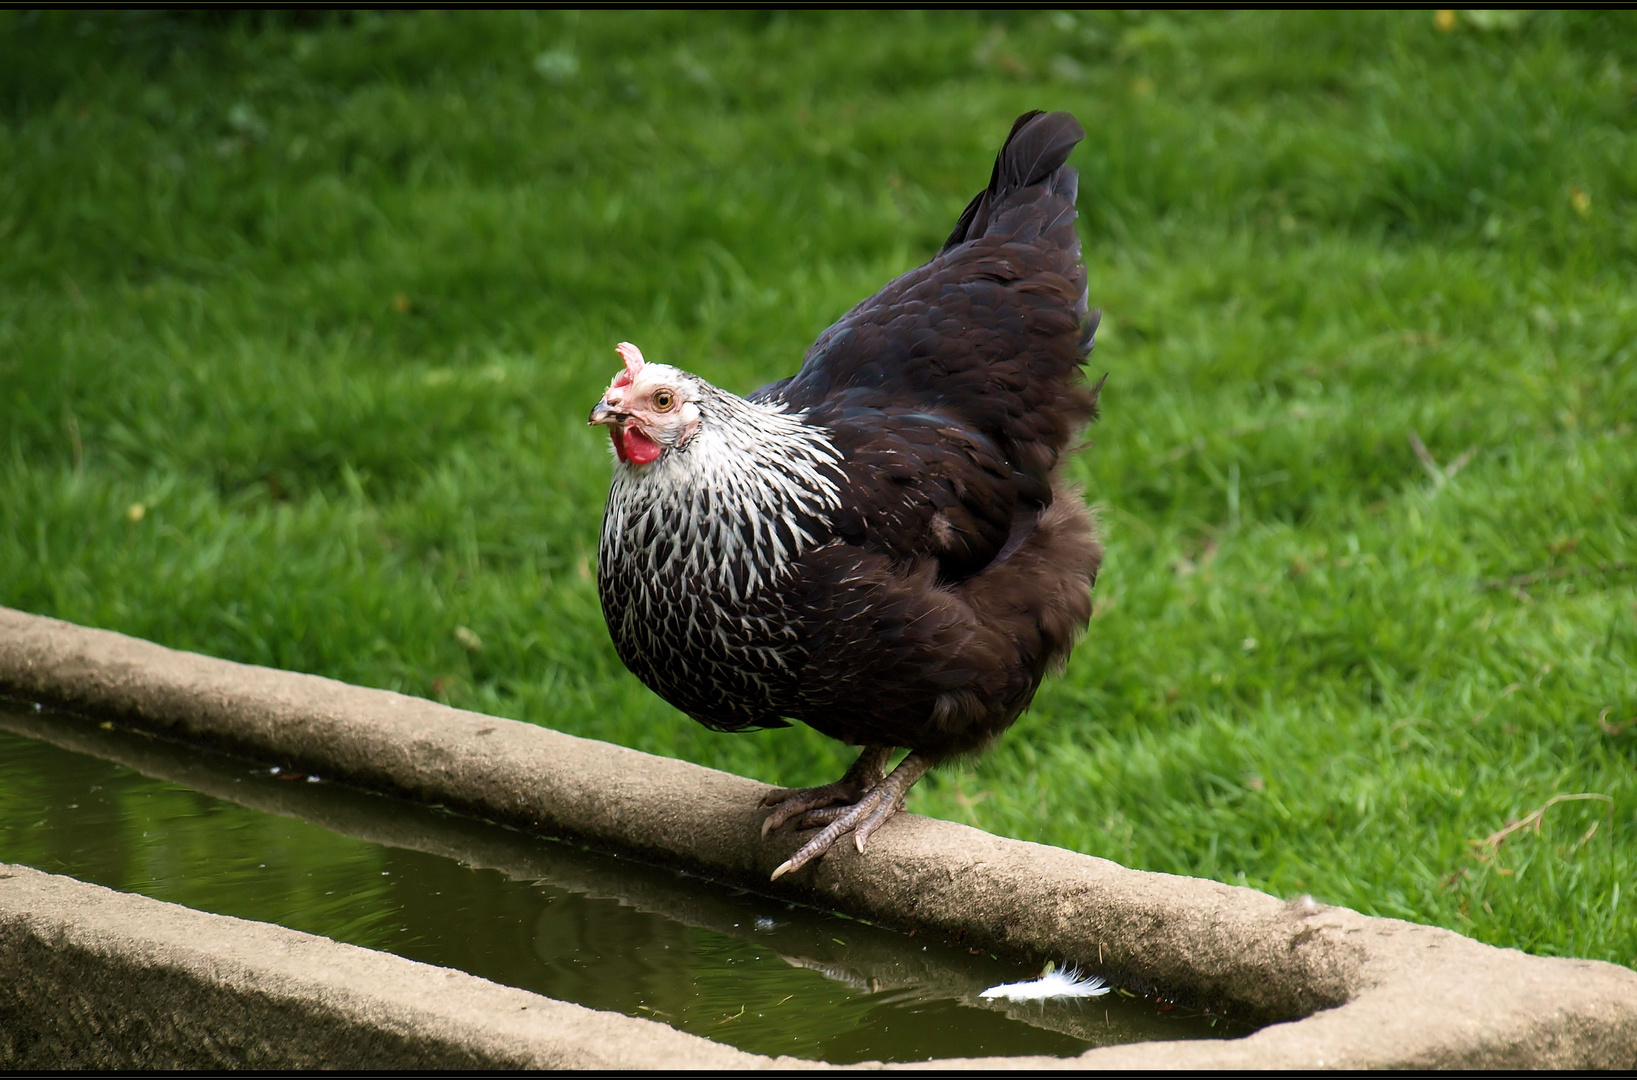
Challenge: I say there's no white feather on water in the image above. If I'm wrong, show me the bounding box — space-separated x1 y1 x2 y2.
979 965 1110 1001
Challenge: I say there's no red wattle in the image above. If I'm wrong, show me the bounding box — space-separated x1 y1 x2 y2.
611 426 662 466
622 428 663 465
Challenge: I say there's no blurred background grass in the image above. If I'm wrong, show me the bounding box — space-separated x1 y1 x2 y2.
1 10 1633 968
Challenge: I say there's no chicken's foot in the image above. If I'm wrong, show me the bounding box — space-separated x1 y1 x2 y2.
769 752 932 881
759 744 892 837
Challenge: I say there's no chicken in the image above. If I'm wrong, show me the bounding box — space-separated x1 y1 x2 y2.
589 110 1103 879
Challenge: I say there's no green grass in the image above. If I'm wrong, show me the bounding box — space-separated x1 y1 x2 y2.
2 10 1634 969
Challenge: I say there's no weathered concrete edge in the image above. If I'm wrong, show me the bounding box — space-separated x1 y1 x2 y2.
2 606 1634 1070
0 862 805 1071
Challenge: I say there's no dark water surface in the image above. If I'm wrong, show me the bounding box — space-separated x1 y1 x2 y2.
0 706 1246 1063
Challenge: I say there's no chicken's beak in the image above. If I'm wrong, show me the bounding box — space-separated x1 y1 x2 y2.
588 400 624 427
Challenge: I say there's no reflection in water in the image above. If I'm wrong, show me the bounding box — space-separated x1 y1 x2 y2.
0 707 1245 1063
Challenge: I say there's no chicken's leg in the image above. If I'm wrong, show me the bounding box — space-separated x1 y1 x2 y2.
769 752 932 881
759 744 893 836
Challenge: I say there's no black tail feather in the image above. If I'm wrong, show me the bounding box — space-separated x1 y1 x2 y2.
942 110 1086 252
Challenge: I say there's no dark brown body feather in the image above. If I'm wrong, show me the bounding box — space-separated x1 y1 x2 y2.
600 111 1102 763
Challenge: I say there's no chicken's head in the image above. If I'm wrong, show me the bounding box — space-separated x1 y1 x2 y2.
588 342 701 466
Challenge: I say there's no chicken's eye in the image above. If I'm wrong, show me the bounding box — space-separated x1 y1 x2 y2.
653 389 676 412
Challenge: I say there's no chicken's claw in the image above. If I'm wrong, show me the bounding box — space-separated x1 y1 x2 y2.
759 744 892 836
769 752 932 880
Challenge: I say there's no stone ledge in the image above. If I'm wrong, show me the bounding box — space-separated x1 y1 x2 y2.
2 605 1635 1069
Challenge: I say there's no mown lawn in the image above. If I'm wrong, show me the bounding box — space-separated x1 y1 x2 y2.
2 10 1633 969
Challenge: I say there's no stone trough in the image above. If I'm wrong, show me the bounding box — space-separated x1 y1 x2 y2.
1 605 1633 1069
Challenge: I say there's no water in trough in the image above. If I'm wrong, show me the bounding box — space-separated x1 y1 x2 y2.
0 705 1248 1063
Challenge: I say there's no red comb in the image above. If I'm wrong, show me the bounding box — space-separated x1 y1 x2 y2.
613 342 645 388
